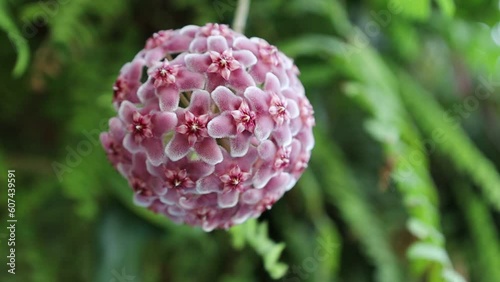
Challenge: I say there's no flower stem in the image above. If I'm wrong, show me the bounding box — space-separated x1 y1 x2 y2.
232 0 251 34
180 93 190 107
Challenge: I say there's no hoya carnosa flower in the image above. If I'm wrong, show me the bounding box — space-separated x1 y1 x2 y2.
207 48 241 80
165 90 223 165
100 23 315 231
112 59 144 109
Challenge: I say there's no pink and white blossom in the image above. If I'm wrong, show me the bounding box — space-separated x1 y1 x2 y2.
165 90 223 165
100 23 315 231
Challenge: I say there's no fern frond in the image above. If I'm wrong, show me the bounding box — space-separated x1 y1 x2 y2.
283 33 465 282
398 72 500 211
229 219 288 279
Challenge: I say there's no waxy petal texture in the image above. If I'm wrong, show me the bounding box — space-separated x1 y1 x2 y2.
101 23 315 231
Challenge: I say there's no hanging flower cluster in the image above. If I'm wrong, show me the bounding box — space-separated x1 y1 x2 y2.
100 23 315 231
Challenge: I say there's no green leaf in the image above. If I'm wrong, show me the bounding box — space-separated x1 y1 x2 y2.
408 242 450 265
263 244 288 279
407 218 444 242
229 219 288 279
229 220 251 250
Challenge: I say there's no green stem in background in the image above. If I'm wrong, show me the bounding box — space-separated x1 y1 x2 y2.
232 0 250 34
453 182 500 281
297 169 342 280
180 92 190 107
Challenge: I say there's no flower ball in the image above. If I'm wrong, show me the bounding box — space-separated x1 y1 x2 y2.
100 23 315 231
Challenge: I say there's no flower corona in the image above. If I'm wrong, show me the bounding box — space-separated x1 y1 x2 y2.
100 23 315 231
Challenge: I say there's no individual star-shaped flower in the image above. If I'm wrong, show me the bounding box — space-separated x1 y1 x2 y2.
127 153 158 207
150 62 180 87
196 147 258 208
252 139 297 189
119 101 177 166
112 58 144 109
243 73 299 144
165 90 223 165
207 86 256 157
146 157 214 206
233 37 290 84
100 117 132 168
142 30 195 66
257 39 280 66
141 59 205 111
281 138 306 190
207 49 241 80
185 36 257 91
189 23 235 53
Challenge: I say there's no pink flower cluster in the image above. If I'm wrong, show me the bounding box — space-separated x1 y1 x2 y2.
100 23 315 231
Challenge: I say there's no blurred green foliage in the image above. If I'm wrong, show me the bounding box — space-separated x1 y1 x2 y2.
0 0 499 281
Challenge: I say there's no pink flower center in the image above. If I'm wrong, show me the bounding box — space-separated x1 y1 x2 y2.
274 146 291 170
176 111 210 145
231 102 256 133
152 63 180 87
219 165 251 192
269 94 289 126
131 178 153 197
113 79 127 103
164 169 195 189
208 49 241 80
128 112 153 143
